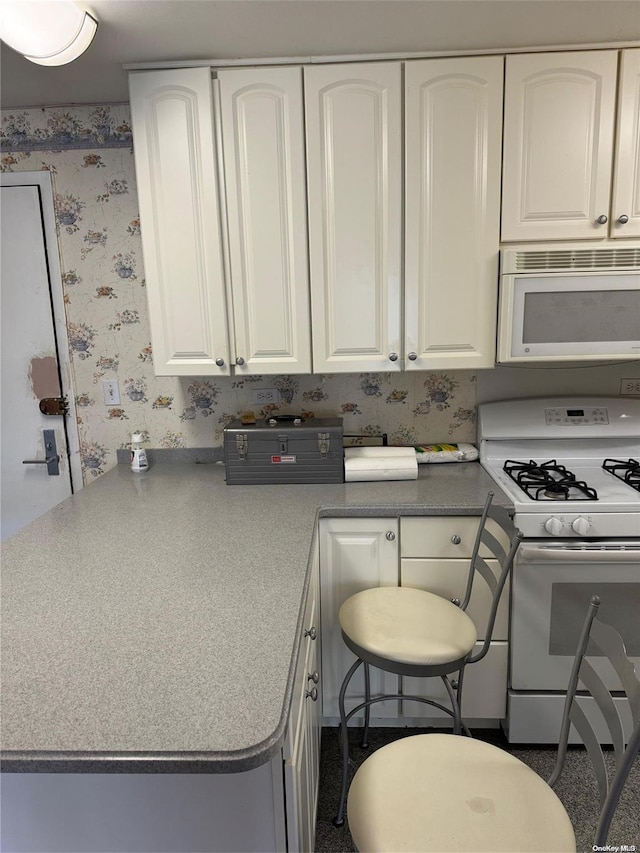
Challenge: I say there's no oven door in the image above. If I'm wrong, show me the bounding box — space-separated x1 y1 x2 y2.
510 541 640 691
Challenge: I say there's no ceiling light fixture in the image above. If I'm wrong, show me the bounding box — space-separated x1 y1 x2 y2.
0 1 97 66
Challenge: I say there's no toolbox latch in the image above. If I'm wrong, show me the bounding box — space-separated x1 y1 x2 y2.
318 432 330 459
236 434 248 459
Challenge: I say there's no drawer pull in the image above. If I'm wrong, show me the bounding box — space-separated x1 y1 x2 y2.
305 626 317 641
451 535 461 545
305 687 319 702
308 671 320 684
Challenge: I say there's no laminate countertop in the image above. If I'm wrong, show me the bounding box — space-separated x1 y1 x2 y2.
1 460 511 774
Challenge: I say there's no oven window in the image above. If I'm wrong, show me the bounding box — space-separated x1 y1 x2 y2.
549 583 640 656
523 289 639 343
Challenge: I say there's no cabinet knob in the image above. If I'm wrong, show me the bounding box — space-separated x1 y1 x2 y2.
215 357 225 367
308 671 319 684
407 352 418 361
595 214 608 225
235 356 245 366
388 352 398 362
617 214 629 224
304 626 317 641
386 531 396 541
451 534 461 545
305 686 319 702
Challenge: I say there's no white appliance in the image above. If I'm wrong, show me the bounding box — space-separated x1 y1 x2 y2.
478 397 640 743
497 243 640 363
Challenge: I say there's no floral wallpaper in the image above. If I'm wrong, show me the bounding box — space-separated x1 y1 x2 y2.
2 104 477 484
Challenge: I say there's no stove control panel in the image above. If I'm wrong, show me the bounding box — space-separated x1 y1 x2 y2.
543 515 593 536
544 407 609 425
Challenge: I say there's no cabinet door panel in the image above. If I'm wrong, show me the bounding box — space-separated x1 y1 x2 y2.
218 68 311 372
129 68 230 375
405 56 503 369
401 558 509 640
403 642 508 720
319 518 399 719
611 49 640 239
502 51 618 241
305 63 402 373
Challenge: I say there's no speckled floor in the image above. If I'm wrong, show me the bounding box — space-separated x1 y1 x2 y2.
315 727 640 853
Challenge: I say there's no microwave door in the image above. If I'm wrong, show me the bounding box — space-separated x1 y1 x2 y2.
502 271 640 361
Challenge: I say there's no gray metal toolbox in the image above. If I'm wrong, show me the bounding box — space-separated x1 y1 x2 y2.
224 416 344 484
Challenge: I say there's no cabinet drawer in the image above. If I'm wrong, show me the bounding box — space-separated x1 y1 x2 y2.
284 578 319 761
401 516 509 559
403 641 508 720
401 558 509 640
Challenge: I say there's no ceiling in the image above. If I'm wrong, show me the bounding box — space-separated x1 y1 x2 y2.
1 0 640 108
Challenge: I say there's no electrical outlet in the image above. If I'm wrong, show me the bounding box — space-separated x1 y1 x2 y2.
250 388 279 406
102 379 121 405
620 378 640 397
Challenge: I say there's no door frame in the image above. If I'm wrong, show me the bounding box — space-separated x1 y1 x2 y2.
1 171 83 492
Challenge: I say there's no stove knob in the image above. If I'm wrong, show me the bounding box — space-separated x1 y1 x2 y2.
544 517 564 536
571 517 591 536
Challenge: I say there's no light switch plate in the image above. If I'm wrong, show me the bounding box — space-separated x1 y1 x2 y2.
102 379 121 405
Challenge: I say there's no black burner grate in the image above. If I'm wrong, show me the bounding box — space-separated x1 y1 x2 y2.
602 458 640 493
503 459 599 501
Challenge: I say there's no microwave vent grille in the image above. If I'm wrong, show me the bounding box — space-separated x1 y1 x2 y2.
514 248 640 272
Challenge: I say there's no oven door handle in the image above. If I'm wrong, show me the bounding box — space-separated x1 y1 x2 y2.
519 544 640 563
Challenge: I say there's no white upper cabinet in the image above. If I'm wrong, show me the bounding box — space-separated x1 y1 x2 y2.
129 68 231 376
218 67 312 374
404 56 504 370
501 50 619 241
612 49 640 238
305 63 403 373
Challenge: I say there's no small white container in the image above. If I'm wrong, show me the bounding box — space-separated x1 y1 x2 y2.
130 432 149 473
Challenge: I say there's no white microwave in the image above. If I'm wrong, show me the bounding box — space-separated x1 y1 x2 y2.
497 243 640 363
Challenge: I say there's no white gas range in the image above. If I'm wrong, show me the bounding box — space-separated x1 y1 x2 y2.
477 397 640 743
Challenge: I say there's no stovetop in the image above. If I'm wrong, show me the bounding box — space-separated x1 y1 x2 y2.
478 397 640 538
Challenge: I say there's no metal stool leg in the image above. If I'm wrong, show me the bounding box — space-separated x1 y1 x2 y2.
442 674 462 735
361 661 371 748
333 657 362 827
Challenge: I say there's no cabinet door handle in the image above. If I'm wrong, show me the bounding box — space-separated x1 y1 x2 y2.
595 214 608 225
215 357 225 367
304 626 317 641
407 352 418 361
388 352 398 362
235 356 245 366
308 671 319 684
451 535 461 545
386 531 396 541
305 687 319 702
617 214 629 224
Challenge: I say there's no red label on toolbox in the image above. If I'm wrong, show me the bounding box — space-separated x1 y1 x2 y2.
271 455 296 464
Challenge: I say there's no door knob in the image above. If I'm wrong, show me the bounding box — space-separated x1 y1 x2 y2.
215 357 225 367
22 429 60 475
617 214 629 224
236 357 245 366
388 352 398 362
595 214 608 225
407 352 418 361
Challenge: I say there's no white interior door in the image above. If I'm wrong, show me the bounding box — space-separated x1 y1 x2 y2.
1 174 80 540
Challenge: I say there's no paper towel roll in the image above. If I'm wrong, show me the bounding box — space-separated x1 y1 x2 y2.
344 446 416 460
344 454 418 482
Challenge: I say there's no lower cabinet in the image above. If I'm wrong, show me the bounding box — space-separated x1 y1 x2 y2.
319 514 511 727
283 533 322 852
319 518 400 722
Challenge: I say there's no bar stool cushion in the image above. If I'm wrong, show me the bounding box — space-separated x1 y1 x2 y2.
339 586 478 667
347 733 576 852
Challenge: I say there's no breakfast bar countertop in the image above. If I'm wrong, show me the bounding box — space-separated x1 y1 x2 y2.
0 460 511 774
